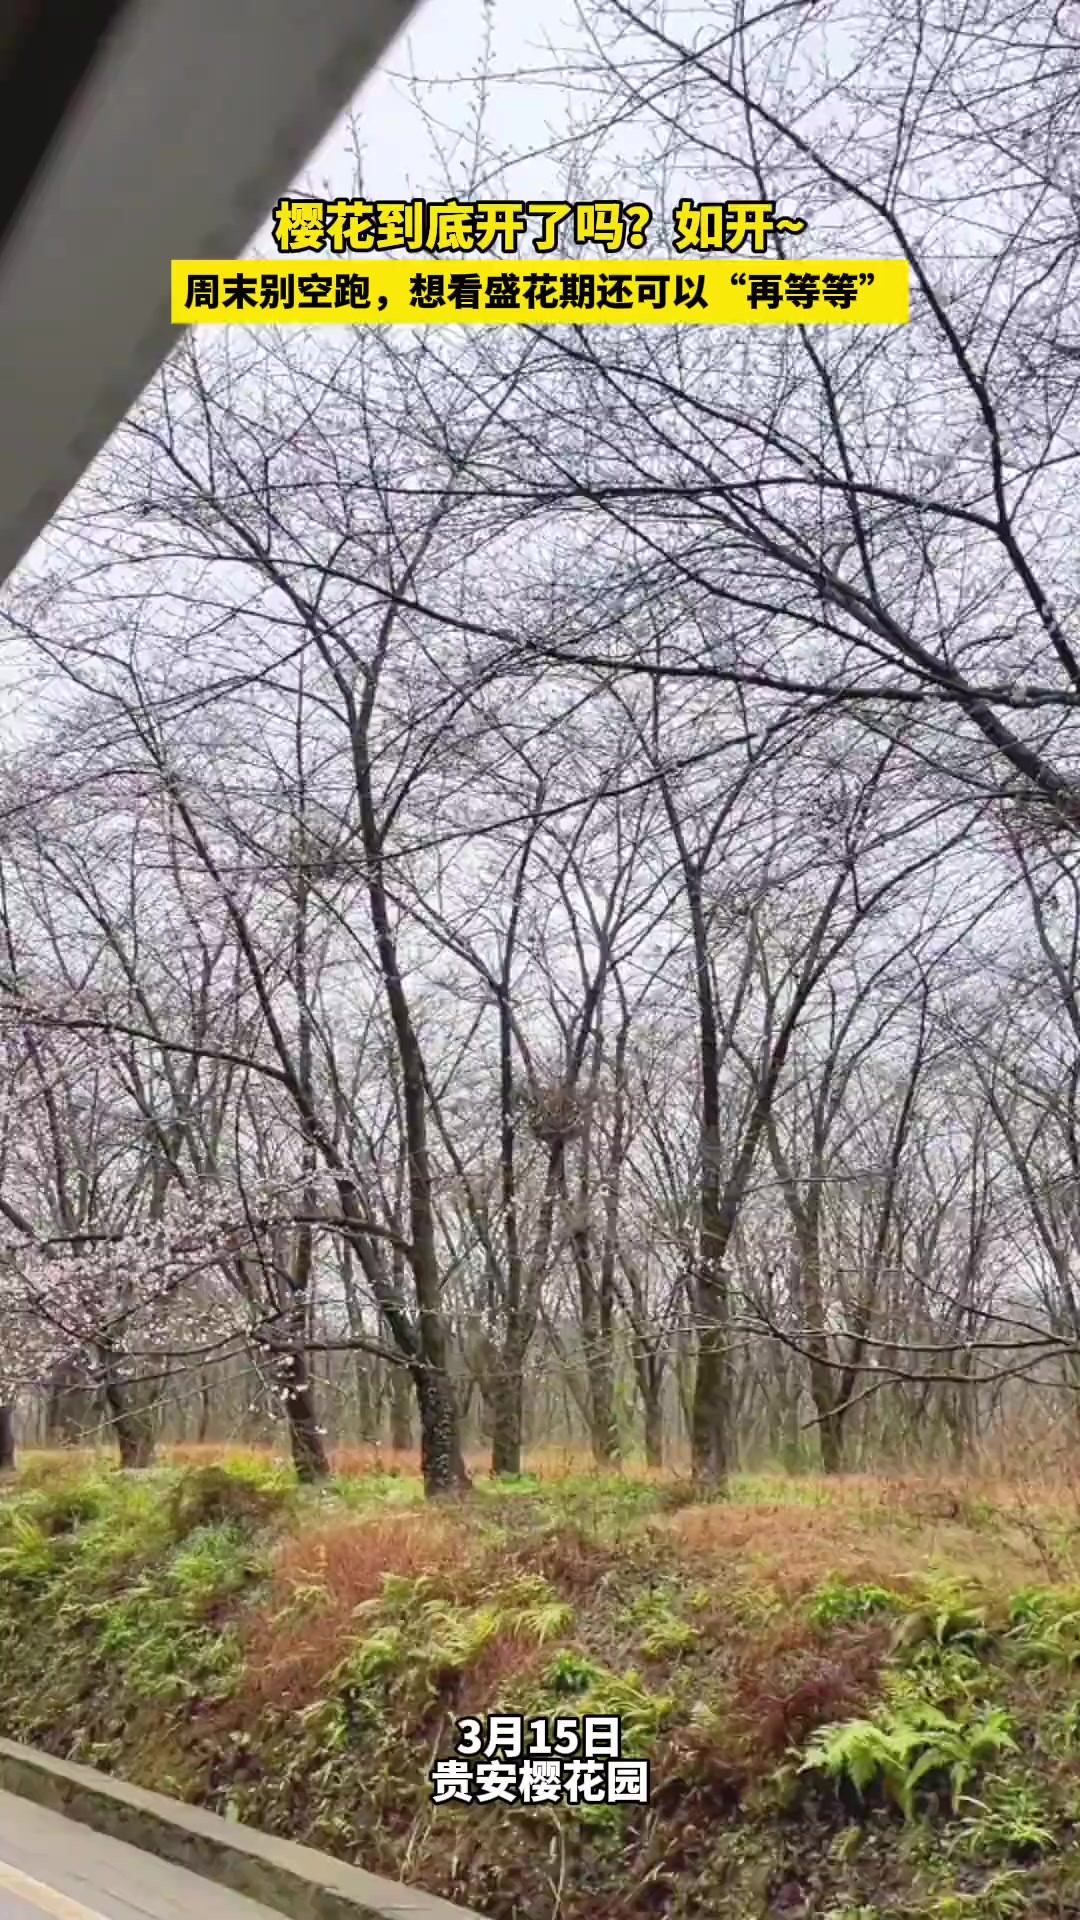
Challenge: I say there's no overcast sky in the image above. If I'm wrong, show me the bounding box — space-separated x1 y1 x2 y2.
253 0 573 248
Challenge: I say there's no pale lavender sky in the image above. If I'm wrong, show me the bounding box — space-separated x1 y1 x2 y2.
252 0 576 250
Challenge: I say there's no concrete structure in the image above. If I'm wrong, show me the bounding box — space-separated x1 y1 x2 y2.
0 0 418 586
0 1741 484 1920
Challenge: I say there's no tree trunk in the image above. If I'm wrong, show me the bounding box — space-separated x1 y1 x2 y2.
590 1017 627 1472
693 1119 731 1487
282 1345 329 1483
389 1362 413 1451
798 1238 848 1472
685 860 731 1491
818 1405 846 1474
642 1374 663 1470
632 1343 663 1468
354 728 469 1499
355 1356 378 1446
691 1301 730 1485
490 1349 525 1476
586 1334 620 1468
46 1358 93 1445
780 1403 800 1474
103 1377 155 1468
567 1168 621 1468
416 1364 469 1496
95 1335 155 1467
0 1405 15 1472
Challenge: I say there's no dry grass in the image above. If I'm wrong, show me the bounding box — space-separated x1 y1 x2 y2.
664 1482 1078 1596
229 1456 1080 1752
660 1615 891 1806
17 1428 1080 1494
13 1435 1080 1920
242 1510 475 1708
15 1437 1080 1602
15 1439 668 1481
329 1442 674 1481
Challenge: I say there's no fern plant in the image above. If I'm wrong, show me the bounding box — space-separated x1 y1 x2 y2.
930 1870 1028 1918
800 1700 1016 1820
0 1513 59 1585
892 1601 991 1655
499 1573 574 1644
1005 1589 1080 1669
954 1772 1055 1861
627 1590 699 1658
807 1578 901 1629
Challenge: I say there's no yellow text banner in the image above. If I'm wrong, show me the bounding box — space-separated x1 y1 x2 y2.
172 258 908 326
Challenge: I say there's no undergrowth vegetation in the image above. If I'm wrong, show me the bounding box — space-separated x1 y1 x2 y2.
3 1452 1080 1916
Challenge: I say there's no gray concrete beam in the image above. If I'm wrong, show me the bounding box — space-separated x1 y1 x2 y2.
0 0 418 586
0 1740 484 1920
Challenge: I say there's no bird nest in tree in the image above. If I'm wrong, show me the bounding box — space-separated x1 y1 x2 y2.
1002 787 1080 851
518 1079 586 1145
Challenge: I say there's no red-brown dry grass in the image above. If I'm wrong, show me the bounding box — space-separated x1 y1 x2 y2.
728 1617 888 1757
657 1615 889 1812
524 1524 629 1597
328 1443 669 1481
663 1489 1058 1596
19 1434 1080 1518
237 1507 563 1721
55 1436 670 1482
241 1512 474 1709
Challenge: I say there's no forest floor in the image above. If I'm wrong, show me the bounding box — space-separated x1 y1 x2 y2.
2 1446 1080 1919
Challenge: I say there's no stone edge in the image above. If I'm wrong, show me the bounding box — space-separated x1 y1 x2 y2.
0 1737 483 1920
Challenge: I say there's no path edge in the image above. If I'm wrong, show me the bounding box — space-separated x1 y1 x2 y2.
0 1736 483 1920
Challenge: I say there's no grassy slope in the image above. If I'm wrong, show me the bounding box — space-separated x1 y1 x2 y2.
2 1453 1080 1919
